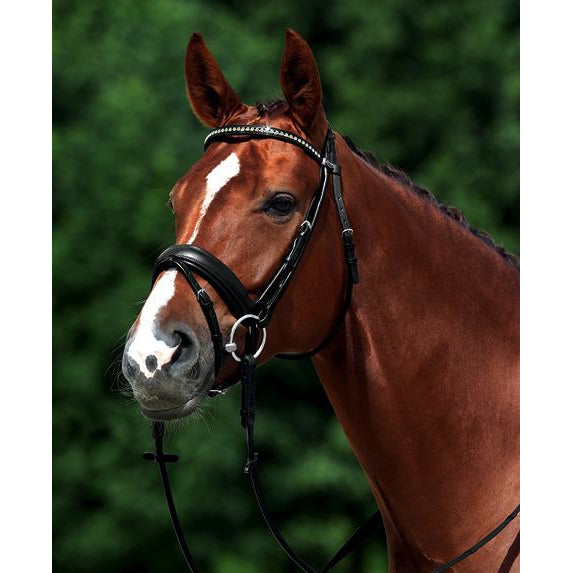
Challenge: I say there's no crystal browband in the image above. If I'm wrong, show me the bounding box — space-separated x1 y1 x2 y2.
204 124 323 163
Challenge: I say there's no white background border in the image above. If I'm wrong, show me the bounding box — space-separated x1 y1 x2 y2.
1 1 52 569
521 1 573 570
1 1 571 570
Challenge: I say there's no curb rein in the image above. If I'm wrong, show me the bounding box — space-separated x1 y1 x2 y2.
141 124 519 572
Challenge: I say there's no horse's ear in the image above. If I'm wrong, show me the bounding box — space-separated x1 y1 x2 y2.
280 29 323 131
185 33 246 127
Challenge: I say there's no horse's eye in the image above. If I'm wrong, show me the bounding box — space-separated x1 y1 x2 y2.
265 193 297 217
167 197 174 213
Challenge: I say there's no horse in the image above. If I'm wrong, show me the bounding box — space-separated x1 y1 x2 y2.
122 29 520 572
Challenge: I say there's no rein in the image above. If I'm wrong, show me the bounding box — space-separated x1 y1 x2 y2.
142 124 519 571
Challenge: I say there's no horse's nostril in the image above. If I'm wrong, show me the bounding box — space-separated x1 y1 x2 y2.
170 330 192 365
145 355 158 372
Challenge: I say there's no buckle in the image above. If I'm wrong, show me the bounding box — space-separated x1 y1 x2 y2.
322 158 341 174
299 220 312 234
196 288 210 306
244 452 259 474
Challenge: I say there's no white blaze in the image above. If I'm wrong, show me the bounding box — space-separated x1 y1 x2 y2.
127 153 241 377
187 152 240 244
127 270 178 378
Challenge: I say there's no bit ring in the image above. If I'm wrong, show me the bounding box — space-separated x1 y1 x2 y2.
225 314 267 362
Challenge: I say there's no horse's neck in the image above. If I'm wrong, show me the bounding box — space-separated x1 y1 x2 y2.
313 139 519 564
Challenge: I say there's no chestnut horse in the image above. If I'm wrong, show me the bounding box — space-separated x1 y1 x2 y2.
122 29 519 572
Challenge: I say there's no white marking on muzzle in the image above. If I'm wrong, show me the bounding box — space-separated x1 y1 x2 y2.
127 153 240 378
187 152 240 244
127 270 178 378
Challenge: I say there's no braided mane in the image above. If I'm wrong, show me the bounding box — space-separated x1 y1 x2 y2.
342 135 519 271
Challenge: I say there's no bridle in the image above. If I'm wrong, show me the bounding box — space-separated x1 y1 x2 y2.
141 123 519 572
151 124 358 382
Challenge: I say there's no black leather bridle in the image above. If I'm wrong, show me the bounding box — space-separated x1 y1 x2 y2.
151 124 358 382
142 124 519 572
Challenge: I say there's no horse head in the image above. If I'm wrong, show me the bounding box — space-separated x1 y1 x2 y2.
122 30 347 419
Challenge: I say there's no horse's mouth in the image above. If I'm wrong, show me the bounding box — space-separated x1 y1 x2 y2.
140 398 201 421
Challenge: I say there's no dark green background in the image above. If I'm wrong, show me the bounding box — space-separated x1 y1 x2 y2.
53 1 519 571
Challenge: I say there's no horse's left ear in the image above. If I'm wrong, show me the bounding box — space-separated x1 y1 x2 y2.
185 33 246 127
280 29 323 132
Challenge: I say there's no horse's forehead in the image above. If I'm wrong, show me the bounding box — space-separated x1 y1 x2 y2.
173 149 248 208
177 132 310 193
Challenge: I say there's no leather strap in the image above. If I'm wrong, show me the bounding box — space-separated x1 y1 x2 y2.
430 504 520 572
324 129 359 284
153 244 255 320
276 270 353 360
239 353 382 573
255 163 329 324
143 422 199 573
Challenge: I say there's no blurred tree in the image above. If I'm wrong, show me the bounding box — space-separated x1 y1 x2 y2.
53 1 518 571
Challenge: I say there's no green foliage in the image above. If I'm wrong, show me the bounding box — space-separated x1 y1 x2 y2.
53 1 518 571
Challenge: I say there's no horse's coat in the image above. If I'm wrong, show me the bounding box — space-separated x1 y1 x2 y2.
123 29 519 572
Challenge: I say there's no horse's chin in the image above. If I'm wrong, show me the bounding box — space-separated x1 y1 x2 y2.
136 367 215 421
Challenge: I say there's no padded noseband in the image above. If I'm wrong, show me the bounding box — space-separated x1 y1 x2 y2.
153 244 255 320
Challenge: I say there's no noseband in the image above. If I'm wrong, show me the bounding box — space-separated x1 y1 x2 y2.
142 124 519 572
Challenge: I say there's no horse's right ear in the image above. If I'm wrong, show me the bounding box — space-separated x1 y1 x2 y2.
185 33 246 127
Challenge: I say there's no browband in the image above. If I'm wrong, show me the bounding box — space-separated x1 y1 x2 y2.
204 124 323 164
